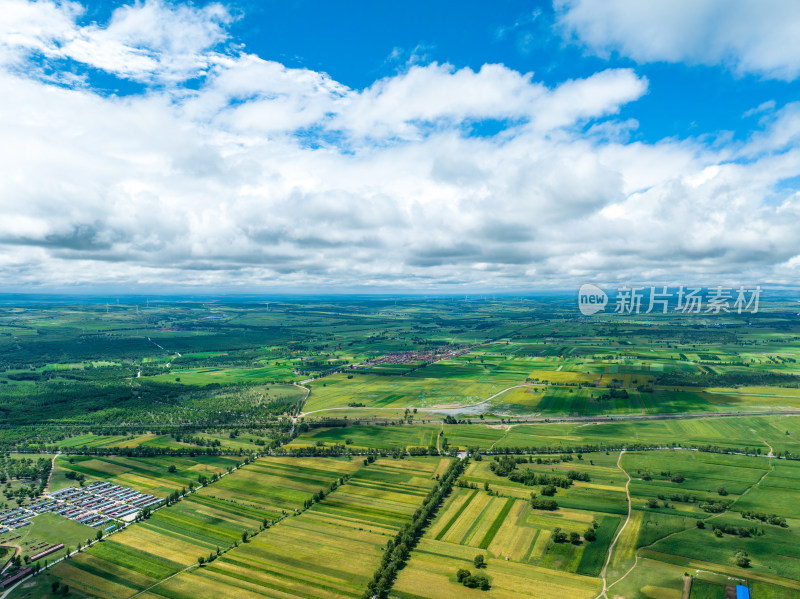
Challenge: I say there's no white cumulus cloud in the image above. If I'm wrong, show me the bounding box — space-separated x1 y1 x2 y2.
0 0 798 291
555 0 800 81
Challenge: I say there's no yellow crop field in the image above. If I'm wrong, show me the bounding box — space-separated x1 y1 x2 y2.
392 538 601 599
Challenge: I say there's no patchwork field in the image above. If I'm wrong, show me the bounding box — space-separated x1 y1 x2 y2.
605 451 800 596
293 414 800 457
384 452 627 598
129 457 449 599
50 454 246 495
10 457 362 598
390 449 800 598
5 299 800 597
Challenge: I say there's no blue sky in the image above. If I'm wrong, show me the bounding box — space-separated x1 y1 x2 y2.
70 0 799 143
1 0 800 291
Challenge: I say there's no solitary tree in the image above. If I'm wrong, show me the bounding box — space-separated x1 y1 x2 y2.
464 573 490 590
473 554 485 569
735 551 751 568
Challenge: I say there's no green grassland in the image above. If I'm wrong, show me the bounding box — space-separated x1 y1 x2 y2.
0 513 93 565
292 414 800 456
289 424 446 451
603 451 800 596
146 364 302 386
302 366 523 413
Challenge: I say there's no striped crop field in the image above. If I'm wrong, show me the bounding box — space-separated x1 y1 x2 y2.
24 494 268 598
12 457 361 599
133 457 450 599
392 537 602 599
51 454 246 495
201 456 363 513
426 485 618 577
385 451 635 598
55 434 197 451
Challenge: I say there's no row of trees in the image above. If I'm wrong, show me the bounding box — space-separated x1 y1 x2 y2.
363 457 467 598
740 510 788 527
489 455 590 489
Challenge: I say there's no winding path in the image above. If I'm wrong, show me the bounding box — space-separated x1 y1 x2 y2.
597 449 631 599
289 382 311 436
764 440 775 457
45 451 60 492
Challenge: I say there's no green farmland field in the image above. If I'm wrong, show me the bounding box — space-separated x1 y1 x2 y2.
51 454 246 495
10 457 362 599
292 414 800 456
130 457 449 599
4 298 800 597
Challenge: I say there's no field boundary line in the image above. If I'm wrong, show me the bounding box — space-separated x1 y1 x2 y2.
127 563 197 598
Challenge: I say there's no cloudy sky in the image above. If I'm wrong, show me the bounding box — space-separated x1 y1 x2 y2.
2 0 800 292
